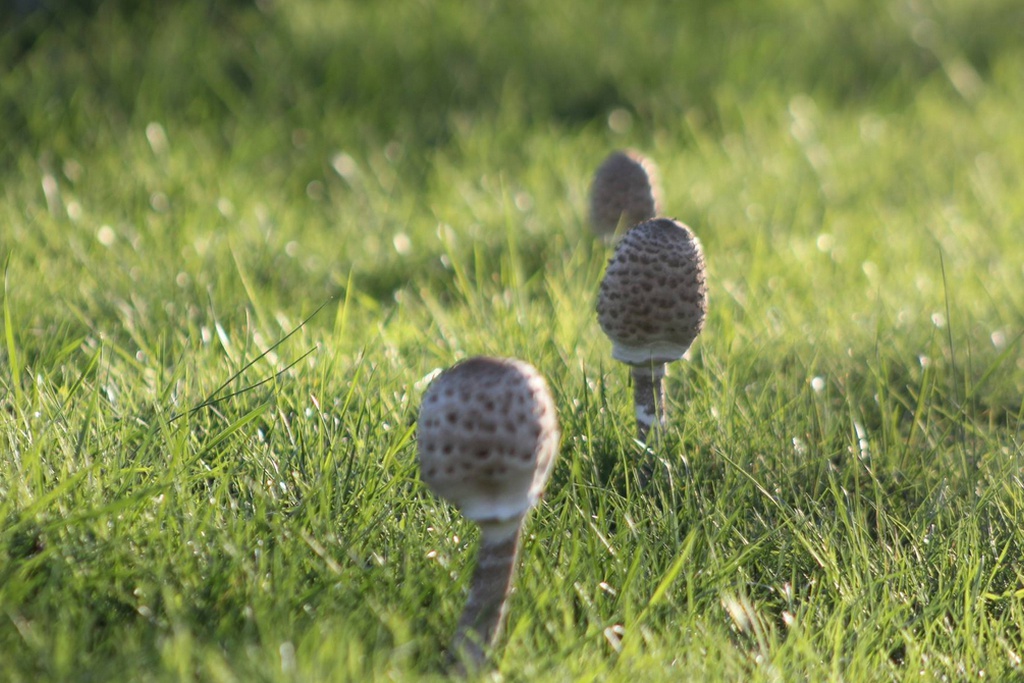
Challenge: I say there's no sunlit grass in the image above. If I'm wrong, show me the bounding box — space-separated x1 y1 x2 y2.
1 1 1023 680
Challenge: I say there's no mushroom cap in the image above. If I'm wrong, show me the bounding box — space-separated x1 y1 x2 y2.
417 357 560 526
596 218 708 365
588 150 662 237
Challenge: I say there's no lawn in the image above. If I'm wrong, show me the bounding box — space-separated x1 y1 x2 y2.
1 0 1023 680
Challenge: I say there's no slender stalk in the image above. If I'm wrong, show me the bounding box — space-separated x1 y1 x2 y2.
450 518 524 672
631 362 667 443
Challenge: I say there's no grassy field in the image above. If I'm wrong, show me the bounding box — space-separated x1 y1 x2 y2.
2 0 1023 680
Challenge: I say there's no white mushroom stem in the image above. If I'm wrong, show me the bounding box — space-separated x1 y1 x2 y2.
451 518 524 669
631 362 667 443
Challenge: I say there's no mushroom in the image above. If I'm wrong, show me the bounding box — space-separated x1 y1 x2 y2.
588 150 662 238
596 218 708 443
417 356 560 670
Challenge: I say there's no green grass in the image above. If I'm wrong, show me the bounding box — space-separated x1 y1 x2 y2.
2 0 1023 680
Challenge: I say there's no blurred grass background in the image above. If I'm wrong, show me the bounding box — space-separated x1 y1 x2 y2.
3 0 1023 341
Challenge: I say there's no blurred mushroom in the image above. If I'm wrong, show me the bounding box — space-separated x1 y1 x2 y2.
418 356 560 670
588 150 662 238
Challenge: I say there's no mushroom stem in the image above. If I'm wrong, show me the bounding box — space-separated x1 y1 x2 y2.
631 362 667 443
450 518 524 670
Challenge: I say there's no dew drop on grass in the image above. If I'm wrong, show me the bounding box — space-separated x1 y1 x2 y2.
216 197 235 218
393 232 411 255
384 140 403 163
854 421 870 460
149 192 169 213
330 152 358 183
145 122 168 155
722 594 755 633
607 108 632 134
603 624 624 652
279 642 296 674
97 225 116 246
414 368 442 393
62 158 82 183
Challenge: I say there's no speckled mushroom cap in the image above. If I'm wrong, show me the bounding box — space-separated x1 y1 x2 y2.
597 218 708 365
417 357 560 527
588 150 662 237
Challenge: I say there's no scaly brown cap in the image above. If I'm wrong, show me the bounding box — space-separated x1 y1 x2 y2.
596 218 708 365
417 357 560 529
588 150 662 237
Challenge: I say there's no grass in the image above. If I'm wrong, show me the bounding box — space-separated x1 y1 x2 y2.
1 0 1023 680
